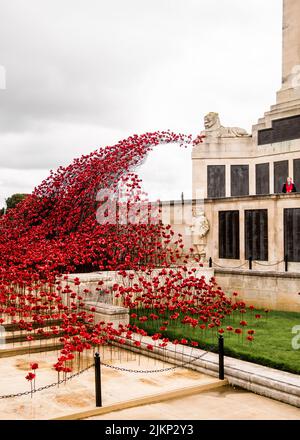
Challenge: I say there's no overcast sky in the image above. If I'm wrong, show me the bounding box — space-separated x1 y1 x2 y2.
0 0 283 205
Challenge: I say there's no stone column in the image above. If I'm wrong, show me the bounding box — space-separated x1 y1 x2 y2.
277 0 300 103
282 0 300 88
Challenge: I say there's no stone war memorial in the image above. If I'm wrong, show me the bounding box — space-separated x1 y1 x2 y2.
187 0 300 313
0 0 300 423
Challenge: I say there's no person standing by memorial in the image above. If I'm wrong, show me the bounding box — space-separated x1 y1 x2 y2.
282 177 297 193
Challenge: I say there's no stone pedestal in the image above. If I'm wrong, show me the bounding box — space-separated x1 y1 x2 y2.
84 302 129 327
62 272 114 304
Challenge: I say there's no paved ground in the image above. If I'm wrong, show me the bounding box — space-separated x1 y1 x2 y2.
87 384 300 420
0 347 216 420
0 345 299 420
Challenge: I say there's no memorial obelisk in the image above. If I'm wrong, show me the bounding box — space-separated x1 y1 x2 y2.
277 0 300 104
252 0 300 140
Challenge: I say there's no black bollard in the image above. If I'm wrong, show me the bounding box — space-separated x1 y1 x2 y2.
209 257 212 268
249 256 253 270
218 335 224 380
285 254 288 272
94 352 102 407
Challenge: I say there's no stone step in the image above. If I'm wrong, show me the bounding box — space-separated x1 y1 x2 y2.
2 330 65 345
2 319 63 332
0 340 63 358
117 334 300 408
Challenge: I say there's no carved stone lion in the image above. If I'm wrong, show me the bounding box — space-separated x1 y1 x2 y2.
200 112 249 138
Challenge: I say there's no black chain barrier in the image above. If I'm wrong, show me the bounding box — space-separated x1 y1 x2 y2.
0 339 220 400
212 261 248 269
211 259 285 269
103 342 217 374
0 346 214 399
0 363 94 400
254 259 284 267
101 362 177 374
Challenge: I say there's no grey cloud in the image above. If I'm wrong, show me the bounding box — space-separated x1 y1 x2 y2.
0 0 283 201
0 122 126 169
0 0 282 132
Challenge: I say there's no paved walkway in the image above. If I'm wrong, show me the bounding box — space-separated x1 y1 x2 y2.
118 334 300 407
0 348 217 419
87 384 300 420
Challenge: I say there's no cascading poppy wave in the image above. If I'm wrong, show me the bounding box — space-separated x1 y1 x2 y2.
0 130 193 280
0 130 257 383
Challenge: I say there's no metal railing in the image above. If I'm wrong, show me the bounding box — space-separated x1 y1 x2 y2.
209 256 287 271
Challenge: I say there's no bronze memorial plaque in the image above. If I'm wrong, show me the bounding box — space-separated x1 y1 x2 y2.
258 114 300 145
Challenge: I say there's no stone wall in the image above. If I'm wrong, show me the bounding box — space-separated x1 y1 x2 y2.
215 268 300 312
192 137 300 199
159 194 300 273
204 193 300 272
60 266 300 313
61 267 214 306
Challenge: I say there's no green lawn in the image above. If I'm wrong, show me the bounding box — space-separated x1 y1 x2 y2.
130 308 300 374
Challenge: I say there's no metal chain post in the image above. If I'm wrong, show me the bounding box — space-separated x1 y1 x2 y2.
248 256 253 270
285 254 288 272
94 352 102 407
218 335 225 380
